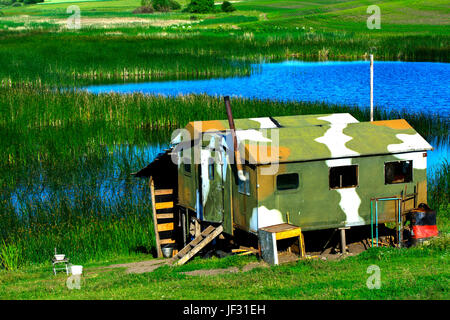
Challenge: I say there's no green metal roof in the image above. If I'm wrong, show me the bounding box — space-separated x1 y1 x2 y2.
238 118 433 164
176 113 432 164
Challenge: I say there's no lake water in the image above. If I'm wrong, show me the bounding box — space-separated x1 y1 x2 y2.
85 61 450 118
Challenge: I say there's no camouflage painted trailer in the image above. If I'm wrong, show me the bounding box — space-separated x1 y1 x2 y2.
169 113 433 237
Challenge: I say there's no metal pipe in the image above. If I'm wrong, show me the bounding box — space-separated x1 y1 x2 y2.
375 200 378 247
340 228 347 254
370 54 374 122
224 96 246 181
370 197 402 248
398 200 402 247
370 201 374 247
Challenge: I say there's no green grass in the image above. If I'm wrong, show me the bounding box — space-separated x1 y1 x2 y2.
0 30 448 87
1 88 448 139
1 0 448 34
429 160 450 232
0 1 448 87
0 241 448 299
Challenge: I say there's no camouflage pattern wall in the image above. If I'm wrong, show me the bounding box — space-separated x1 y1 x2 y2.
174 113 432 235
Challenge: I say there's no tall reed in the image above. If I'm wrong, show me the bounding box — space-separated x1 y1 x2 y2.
0 30 448 86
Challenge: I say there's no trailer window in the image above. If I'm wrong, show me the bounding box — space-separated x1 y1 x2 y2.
208 163 214 180
183 163 191 174
238 171 250 196
329 165 358 189
181 150 191 175
277 173 299 191
385 160 413 184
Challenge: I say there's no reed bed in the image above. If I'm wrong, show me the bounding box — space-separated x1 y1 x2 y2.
0 123 171 266
0 30 448 86
428 160 450 210
0 87 448 267
1 87 447 140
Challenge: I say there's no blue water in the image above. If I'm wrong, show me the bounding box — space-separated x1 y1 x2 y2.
85 61 450 117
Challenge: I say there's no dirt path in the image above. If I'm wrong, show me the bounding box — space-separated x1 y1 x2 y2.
180 261 269 276
107 259 172 274
107 259 269 275
1 16 194 29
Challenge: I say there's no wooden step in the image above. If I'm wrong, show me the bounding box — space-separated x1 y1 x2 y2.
174 225 215 259
154 189 173 196
156 213 174 219
176 226 223 266
172 225 223 266
157 222 174 232
155 201 173 210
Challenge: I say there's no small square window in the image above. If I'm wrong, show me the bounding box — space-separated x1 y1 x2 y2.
385 160 412 184
238 171 250 196
329 165 358 189
276 173 299 191
180 150 191 175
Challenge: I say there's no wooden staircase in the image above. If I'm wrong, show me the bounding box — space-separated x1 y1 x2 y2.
150 177 176 258
171 225 223 266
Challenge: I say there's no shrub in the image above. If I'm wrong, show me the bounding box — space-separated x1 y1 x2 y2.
133 5 155 14
153 0 180 12
185 0 215 13
0 0 12 6
169 0 181 10
138 0 180 12
23 0 43 4
221 1 235 12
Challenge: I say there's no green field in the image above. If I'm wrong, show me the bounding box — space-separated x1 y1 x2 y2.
0 0 448 87
0 0 449 300
0 240 448 299
0 0 448 33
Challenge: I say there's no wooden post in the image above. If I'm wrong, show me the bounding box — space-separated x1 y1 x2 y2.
182 209 187 248
370 54 374 122
150 176 162 258
339 227 349 254
195 218 201 238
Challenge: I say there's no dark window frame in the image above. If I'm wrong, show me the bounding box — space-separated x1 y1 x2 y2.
208 162 214 180
276 173 300 191
238 170 250 196
384 160 413 185
329 164 359 190
180 150 191 176
183 162 191 176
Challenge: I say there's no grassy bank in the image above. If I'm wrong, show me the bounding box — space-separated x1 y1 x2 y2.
1 88 447 139
1 0 448 86
0 241 448 299
0 30 448 86
0 88 448 268
1 0 449 34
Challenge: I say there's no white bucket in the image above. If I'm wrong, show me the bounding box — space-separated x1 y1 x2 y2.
70 265 83 275
54 254 65 261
